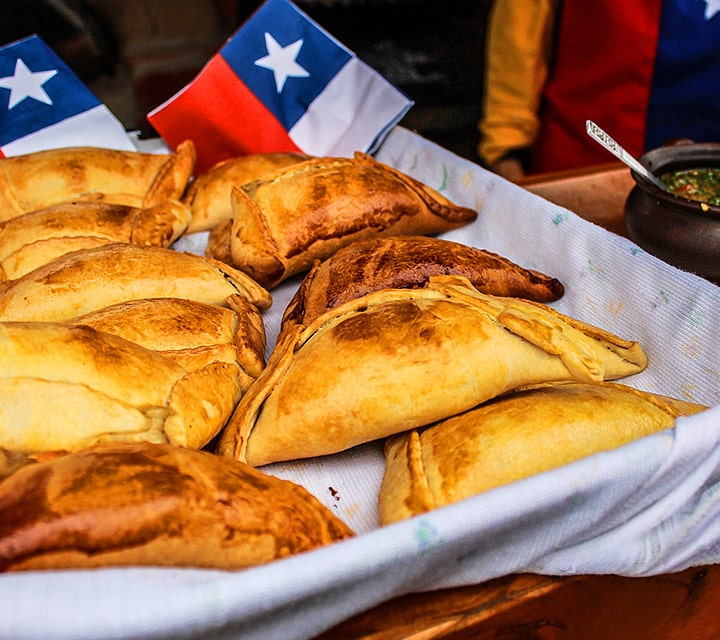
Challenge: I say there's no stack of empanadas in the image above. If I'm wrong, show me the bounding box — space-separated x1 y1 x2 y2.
218 275 647 467
0 243 272 458
206 152 479 288
0 442 354 572
379 382 707 524
1 141 701 579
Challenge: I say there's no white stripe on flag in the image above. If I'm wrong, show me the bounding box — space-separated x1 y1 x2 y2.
0 105 135 156
289 57 412 157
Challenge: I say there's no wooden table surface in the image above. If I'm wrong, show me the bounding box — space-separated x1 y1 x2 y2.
314 163 720 640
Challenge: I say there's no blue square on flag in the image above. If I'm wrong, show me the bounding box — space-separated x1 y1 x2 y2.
148 0 413 173
0 35 134 156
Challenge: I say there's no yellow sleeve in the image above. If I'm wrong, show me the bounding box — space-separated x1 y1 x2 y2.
477 0 559 168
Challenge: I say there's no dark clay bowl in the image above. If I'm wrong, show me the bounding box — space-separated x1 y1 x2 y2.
624 142 720 283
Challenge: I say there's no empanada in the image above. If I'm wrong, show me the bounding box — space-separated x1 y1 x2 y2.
215 152 478 288
0 242 272 322
282 235 565 330
218 276 647 467
69 295 266 387
0 322 242 454
0 199 191 282
0 141 195 222
183 152 310 233
0 442 354 572
379 382 707 524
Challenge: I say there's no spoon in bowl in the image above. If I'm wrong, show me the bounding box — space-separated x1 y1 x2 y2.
586 120 669 192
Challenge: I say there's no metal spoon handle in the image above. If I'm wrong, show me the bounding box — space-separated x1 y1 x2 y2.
586 120 667 191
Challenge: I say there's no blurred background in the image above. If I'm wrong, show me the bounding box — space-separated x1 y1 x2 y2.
0 0 492 161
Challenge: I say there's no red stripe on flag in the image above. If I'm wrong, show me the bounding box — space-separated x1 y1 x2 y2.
148 55 302 174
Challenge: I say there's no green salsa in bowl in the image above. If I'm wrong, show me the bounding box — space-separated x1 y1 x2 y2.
624 141 720 283
660 167 720 207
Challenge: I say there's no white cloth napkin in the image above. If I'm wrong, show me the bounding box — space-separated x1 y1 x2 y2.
1 127 718 640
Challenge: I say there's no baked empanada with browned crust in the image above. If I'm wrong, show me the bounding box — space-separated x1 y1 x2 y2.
212 152 478 288
0 141 195 222
0 442 354 572
184 152 310 233
282 235 564 330
379 382 707 524
0 199 191 282
218 276 647 467
69 295 266 387
0 322 243 454
0 242 271 322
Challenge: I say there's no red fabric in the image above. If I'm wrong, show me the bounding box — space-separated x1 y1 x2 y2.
148 55 301 174
531 0 663 174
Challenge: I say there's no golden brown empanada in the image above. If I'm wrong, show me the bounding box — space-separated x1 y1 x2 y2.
0 442 354 572
379 382 707 524
0 322 242 454
0 242 271 322
214 152 478 288
183 152 310 233
0 141 195 222
0 199 191 282
218 275 647 467
282 235 565 331
69 295 266 388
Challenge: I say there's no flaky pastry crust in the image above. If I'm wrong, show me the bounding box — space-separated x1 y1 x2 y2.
379 382 707 524
0 322 242 454
0 199 191 282
0 242 271 322
212 152 478 288
282 235 565 331
0 141 195 222
0 442 354 572
219 276 647 467
184 152 310 233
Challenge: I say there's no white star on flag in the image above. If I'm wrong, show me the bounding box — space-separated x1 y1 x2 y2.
704 0 720 19
0 58 57 109
254 33 309 92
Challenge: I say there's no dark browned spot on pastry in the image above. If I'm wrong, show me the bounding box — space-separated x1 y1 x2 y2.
0 465 55 539
59 451 196 502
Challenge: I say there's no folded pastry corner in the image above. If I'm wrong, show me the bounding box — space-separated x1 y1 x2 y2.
205 218 234 265
0 442 354 572
184 152 311 233
222 152 479 288
0 243 272 322
218 275 647 467
378 382 707 525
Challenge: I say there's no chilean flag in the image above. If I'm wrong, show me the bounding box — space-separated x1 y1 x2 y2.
147 0 413 174
0 35 134 158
